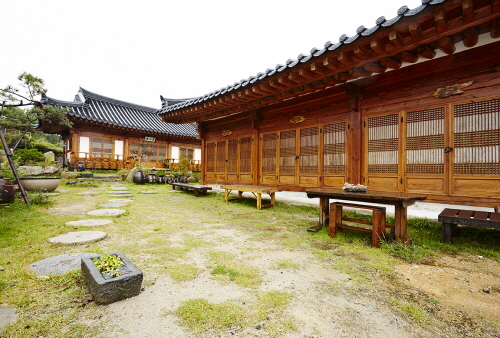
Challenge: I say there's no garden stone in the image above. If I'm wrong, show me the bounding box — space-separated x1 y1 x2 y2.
81 252 143 305
77 191 99 195
140 191 157 194
48 231 107 245
109 187 128 191
66 219 113 227
108 199 133 203
0 307 18 335
27 253 99 276
107 190 130 194
109 194 133 197
87 209 126 216
99 203 128 208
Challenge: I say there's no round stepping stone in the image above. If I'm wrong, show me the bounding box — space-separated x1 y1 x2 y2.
87 209 125 216
77 191 99 195
66 219 113 227
48 231 106 245
107 190 130 194
40 192 60 196
108 199 133 203
109 187 128 191
140 191 157 194
109 194 133 197
99 202 128 208
27 252 98 276
0 307 18 334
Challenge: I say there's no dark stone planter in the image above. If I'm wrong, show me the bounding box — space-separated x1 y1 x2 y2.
133 171 145 184
0 178 15 203
81 252 143 305
81 173 94 178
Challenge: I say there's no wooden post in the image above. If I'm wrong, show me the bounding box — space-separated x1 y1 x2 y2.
347 84 363 184
0 130 29 205
329 203 343 238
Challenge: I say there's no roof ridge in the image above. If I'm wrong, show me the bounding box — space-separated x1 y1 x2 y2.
79 87 158 113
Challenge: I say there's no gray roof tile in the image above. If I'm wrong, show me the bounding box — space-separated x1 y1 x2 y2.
43 88 197 138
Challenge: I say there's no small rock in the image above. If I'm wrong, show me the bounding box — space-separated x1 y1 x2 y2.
0 266 4 271
266 316 270 320
470 289 476 293
483 287 490 293
255 325 262 330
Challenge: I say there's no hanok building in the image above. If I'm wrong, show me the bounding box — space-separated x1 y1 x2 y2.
40 88 201 170
159 0 500 207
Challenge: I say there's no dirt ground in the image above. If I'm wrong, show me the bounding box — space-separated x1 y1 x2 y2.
44 186 500 337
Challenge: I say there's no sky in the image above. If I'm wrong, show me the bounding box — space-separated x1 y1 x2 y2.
1 0 423 109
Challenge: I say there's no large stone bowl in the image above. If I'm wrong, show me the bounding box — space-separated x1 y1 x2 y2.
19 177 61 192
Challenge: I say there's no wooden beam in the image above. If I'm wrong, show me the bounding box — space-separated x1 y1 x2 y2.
337 51 352 65
349 67 372 78
353 45 372 60
494 0 500 13
268 79 286 89
369 39 386 55
434 11 448 34
399 51 419 63
322 57 340 70
310 62 329 75
463 27 479 47
462 0 474 25
288 71 307 83
323 76 343 86
492 17 500 39
277 76 293 86
335 72 350 81
363 62 386 73
258 83 274 93
379 57 402 69
438 36 456 54
409 22 424 43
416 45 436 59
389 30 405 48
298 68 316 80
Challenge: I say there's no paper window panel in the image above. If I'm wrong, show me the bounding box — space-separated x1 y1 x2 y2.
300 127 319 174
368 114 399 174
280 130 296 174
262 133 277 174
239 137 252 173
216 141 226 173
227 139 238 173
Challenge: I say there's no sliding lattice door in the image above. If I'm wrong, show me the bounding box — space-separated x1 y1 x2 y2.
323 122 347 187
451 98 500 197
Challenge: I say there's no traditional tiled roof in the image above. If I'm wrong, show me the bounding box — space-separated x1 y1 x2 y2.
42 88 197 138
158 0 477 122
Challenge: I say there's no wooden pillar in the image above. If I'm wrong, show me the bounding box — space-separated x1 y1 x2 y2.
196 122 206 184
346 84 363 184
249 109 260 186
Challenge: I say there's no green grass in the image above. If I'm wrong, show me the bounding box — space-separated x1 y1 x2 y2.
1 181 500 336
390 297 430 324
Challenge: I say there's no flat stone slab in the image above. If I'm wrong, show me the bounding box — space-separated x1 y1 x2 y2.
108 199 133 203
140 191 157 194
77 191 99 195
48 231 107 245
109 187 128 191
107 190 130 194
27 252 98 276
0 307 18 334
40 192 60 196
66 219 113 227
109 194 133 197
98 202 128 208
87 209 126 216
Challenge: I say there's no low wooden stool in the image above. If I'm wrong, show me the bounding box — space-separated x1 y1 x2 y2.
329 202 387 247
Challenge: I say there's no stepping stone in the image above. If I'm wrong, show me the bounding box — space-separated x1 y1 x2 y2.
0 307 18 335
109 194 133 197
77 191 99 195
99 202 128 208
109 187 128 191
107 190 130 194
48 231 106 245
27 252 98 276
108 199 133 203
40 192 60 196
140 191 157 194
66 219 113 227
87 209 125 216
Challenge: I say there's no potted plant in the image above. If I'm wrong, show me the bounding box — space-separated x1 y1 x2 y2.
177 156 191 183
81 252 143 305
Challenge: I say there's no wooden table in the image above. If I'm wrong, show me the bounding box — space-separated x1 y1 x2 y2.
305 188 427 243
220 185 280 210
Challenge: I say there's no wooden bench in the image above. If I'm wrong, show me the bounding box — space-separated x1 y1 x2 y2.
329 202 389 247
220 185 280 210
438 208 500 243
169 182 212 197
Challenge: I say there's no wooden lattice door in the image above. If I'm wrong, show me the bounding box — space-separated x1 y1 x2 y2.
323 121 348 187
404 107 446 194
216 140 227 181
239 136 252 183
298 126 320 187
205 142 216 181
450 98 500 197
261 132 278 184
364 113 401 191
